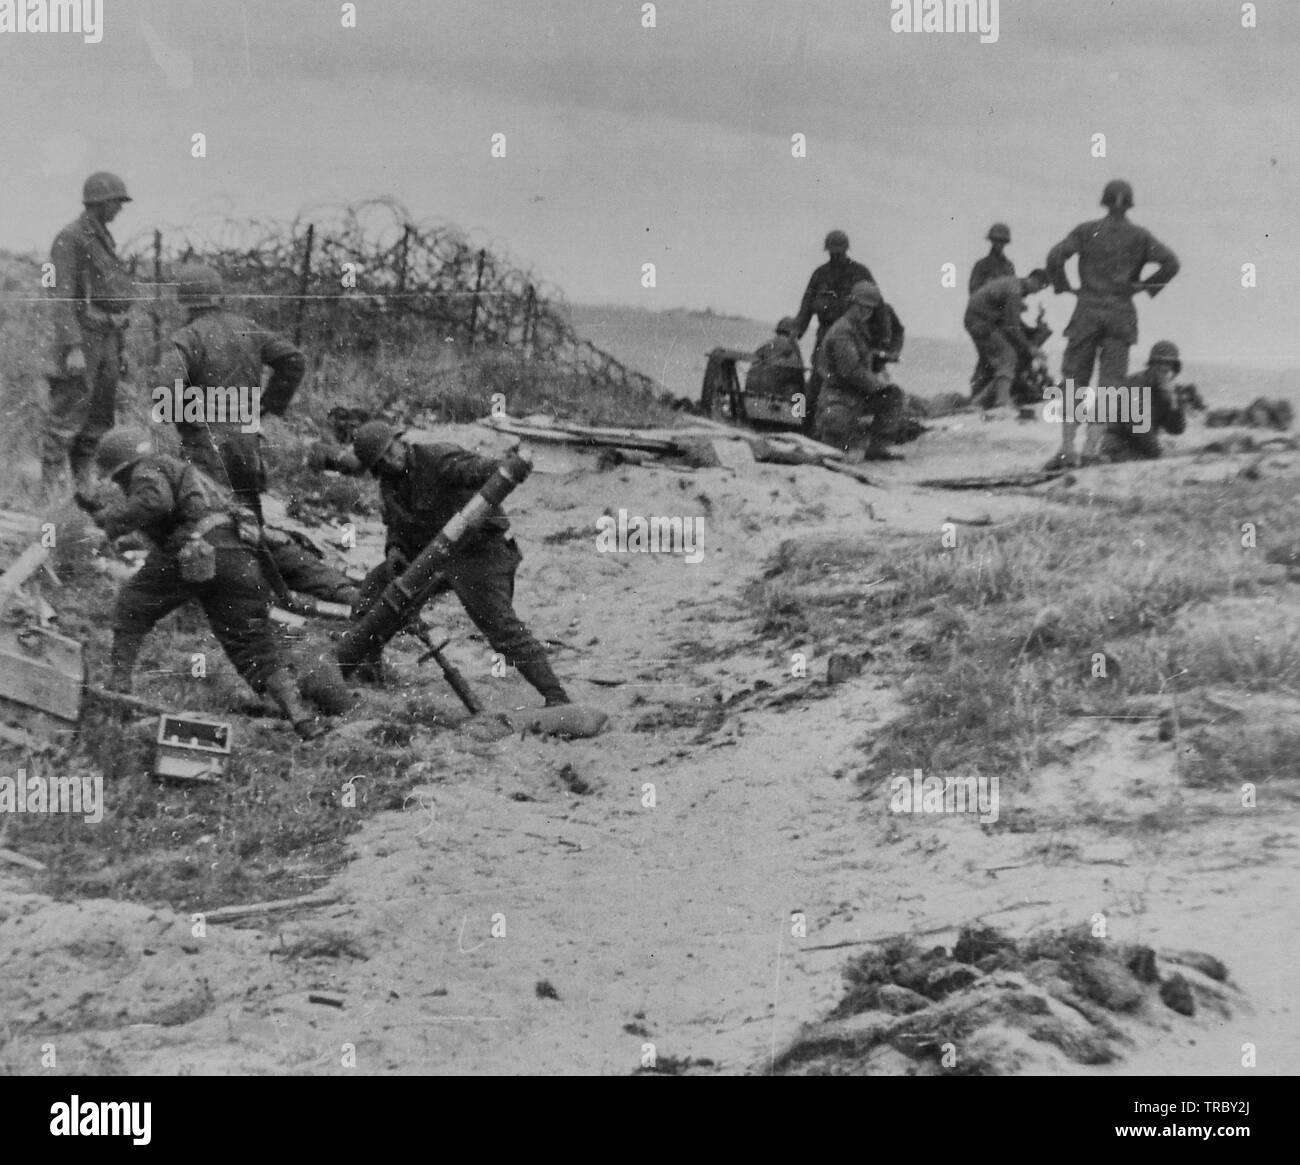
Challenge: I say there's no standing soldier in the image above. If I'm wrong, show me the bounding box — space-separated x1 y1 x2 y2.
44 172 136 491
969 222 1016 294
349 421 571 706
792 230 879 433
157 265 352 604
963 269 1049 410
1044 180 1180 469
158 264 306 522
812 281 904 460
74 427 323 738
968 223 1015 395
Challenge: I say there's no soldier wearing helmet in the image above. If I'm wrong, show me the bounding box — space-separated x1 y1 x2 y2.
964 270 1051 410
43 172 137 491
790 230 880 433
157 263 306 521
1093 340 1188 463
73 427 325 738
348 422 571 706
156 263 354 604
1044 180 1180 469
811 281 906 460
969 223 1016 296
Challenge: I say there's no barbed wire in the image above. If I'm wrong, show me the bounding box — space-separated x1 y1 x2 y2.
118 197 662 397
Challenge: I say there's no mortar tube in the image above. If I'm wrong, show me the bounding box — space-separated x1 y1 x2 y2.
334 451 533 674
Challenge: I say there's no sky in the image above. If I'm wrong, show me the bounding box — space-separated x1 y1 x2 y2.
2 0 1297 365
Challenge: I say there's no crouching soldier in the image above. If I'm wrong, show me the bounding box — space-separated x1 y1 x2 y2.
349 421 570 706
74 427 324 738
812 281 905 460
963 269 1050 410
1093 340 1187 463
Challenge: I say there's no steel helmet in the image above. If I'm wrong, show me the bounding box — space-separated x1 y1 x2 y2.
824 229 850 252
986 222 1011 243
82 172 132 205
1101 179 1135 209
848 280 882 307
174 263 224 309
352 420 401 472
775 316 798 335
95 427 154 479
1148 340 1181 374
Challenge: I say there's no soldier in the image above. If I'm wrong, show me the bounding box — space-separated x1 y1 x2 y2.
811 281 905 460
1092 341 1187 463
349 422 571 706
792 230 879 431
44 172 136 491
969 222 1016 294
157 266 354 605
158 264 306 521
963 269 1050 410
752 317 804 371
73 428 323 739
1044 180 1180 469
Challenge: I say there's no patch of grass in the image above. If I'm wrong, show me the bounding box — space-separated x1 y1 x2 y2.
755 471 1300 793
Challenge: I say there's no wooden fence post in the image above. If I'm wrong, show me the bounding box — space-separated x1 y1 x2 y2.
395 224 413 309
294 223 315 345
151 229 163 364
467 248 487 350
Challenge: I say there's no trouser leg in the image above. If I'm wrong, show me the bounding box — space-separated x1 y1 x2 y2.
110 552 190 690
1059 330 1102 457
70 331 120 486
195 540 281 694
448 538 569 704
976 331 1017 408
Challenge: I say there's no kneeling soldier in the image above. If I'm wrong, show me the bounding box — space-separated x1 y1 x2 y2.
1093 340 1187 463
75 427 324 738
349 422 570 706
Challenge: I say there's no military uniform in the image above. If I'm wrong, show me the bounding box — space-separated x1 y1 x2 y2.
355 441 568 703
811 315 904 452
159 308 306 519
1096 365 1186 462
45 211 134 482
792 256 878 428
964 276 1033 409
82 454 285 696
1047 216 1178 455
969 252 1015 295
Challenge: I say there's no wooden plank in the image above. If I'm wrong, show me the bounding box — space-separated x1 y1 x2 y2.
0 847 46 872
0 545 50 615
203 892 342 924
0 628 84 722
821 459 878 486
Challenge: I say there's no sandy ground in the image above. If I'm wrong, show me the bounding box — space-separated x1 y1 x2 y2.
2 412 1296 1075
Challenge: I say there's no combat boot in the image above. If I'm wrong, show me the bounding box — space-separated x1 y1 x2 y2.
264 668 328 740
515 654 570 706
